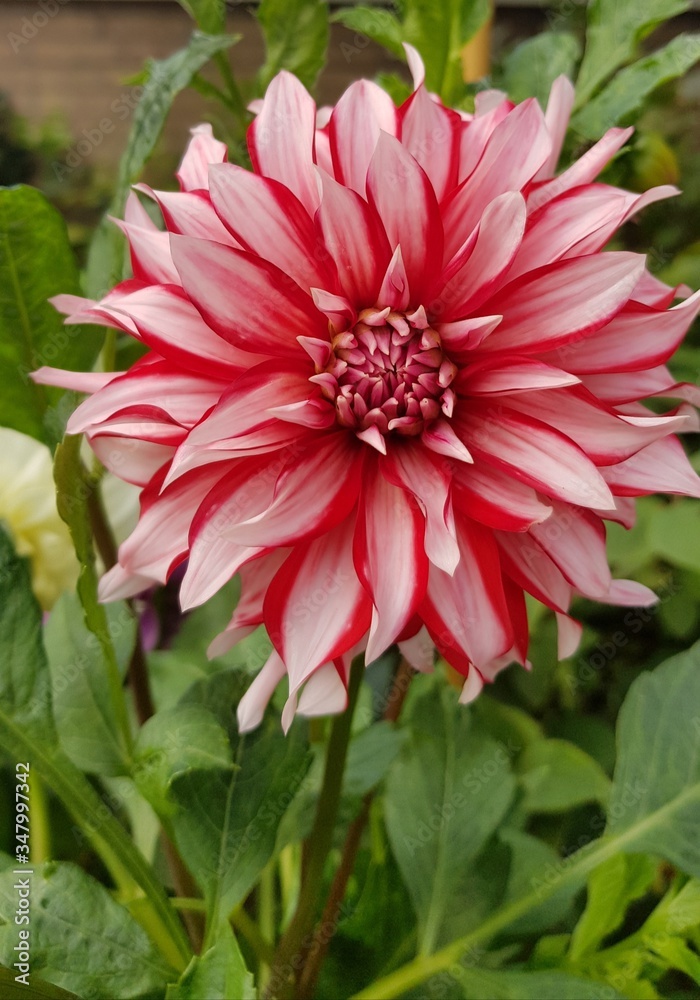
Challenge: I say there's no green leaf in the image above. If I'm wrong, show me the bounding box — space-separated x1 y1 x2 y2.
569 853 656 960
606 640 700 876
458 967 625 999
0 525 56 741
499 829 579 935
177 0 226 34
331 6 405 58
501 32 581 106
0 186 101 445
0 858 175 999
648 499 700 572
0 528 190 971
402 0 492 103
384 685 516 953
54 435 133 757
133 704 233 817
573 33 700 140
516 739 611 814
0 966 79 1000
45 593 135 775
166 920 254 999
168 672 311 921
343 721 408 799
256 0 329 90
665 877 700 932
575 0 691 106
85 31 238 297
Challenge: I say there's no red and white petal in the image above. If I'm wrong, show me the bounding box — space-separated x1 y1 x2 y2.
496 530 572 614
366 132 444 301
528 127 633 213
398 626 434 673
135 184 236 244
456 403 615 509
114 215 181 286
556 613 583 659
329 80 398 196
602 437 700 498
452 461 552 532
236 650 287 733
421 514 513 673
460 358 580 395
535 74 576 180
601 580 658 607
477 252 646 356
528 502 612 599
354 464 429 663
382 444 460 574
223 434 363 547
248 71 319 215
209 164 332 290
443 99 551 258
90 436 176 487
542 289 700 374
108 284 259 377
315 170 392 305
264 516 372 694
438 192 527 319
297 662 349 717
507 387 692 465
32 367 120 394
399 84 462 200
207 549 289 658
170 234 326 356
177 123 228 192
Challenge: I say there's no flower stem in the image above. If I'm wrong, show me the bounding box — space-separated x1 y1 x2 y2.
297 657 416 999
266 656 365 998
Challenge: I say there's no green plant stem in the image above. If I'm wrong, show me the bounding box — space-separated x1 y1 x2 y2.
0 717 190 972
298 657 416 1000
232 905 276 967
214 51 247 127
266 656 365 998
257 862 276 990
350 802 699 1000
28 770 51 864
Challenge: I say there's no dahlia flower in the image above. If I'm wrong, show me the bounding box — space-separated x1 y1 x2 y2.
35 49 700 730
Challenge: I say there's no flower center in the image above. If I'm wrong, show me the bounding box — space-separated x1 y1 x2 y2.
312 306 457 440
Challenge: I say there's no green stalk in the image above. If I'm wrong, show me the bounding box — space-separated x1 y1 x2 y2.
266 656 365 997
351 788 700 1000
0 716 190 972
28 770 51 864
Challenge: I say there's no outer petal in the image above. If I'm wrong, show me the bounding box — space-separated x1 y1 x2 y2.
528 502 612 599
421 514 513 672
366 132 444 302
476 253 646 355
237 650 287 733
328 80 398 196
209 164 332 290
208 549 289 657
602 437 700 498
248 71 319 214
315 171 392 305
452 461 552 531
170 235 326 356
177 123 228 192
442 99 551 258
535 74 576 180
382 444 460 574
223 433 363 547
528 126 633 213
399 84 462 200
456 403 616 509
354 463 429 663
264 516 372 694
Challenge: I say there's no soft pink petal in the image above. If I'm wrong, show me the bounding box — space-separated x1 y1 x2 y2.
265 516 371 693
602 437 700 498
536 75 576 180
329 80 398 196
237 651 287 733
209 164 333 290
528 127 633 213
366 132 444 302
354 464 429 664
421 514 513 672
399 84 462 200
248 71 319 214
177 123 228 192
170 234 326 356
